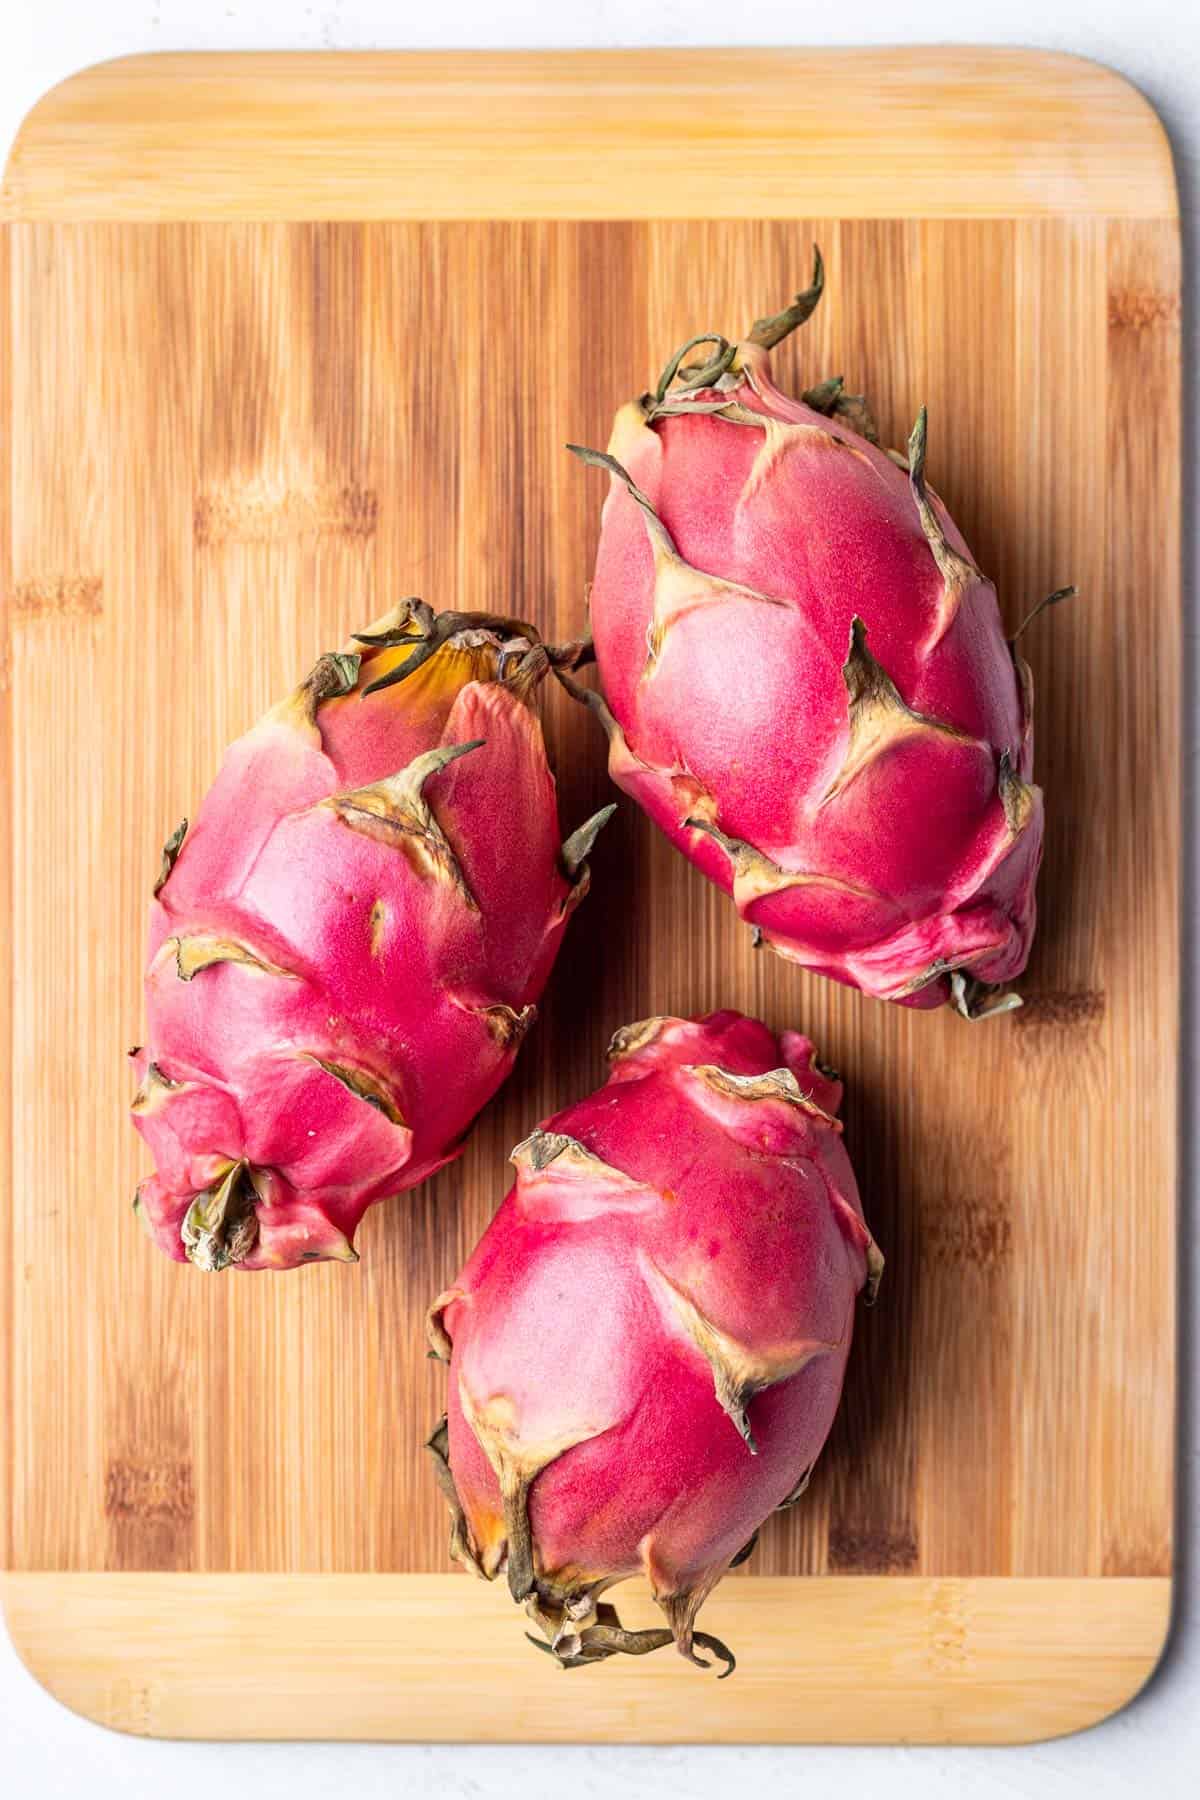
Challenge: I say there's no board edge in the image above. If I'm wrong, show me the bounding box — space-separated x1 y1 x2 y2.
1 1573 1173 1746
0 47 1180 224
0 221 13 1569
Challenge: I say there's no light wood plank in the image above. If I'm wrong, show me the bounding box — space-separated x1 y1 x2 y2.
8 221 122 1571
0 50 1178 224
1099 220 1181 1576
2 1573 1170 1744
1006 217 1113 1575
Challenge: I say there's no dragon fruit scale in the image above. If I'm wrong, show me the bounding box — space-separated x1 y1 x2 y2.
427 1010 880 1675
131 600 613 1272
566 253 1072 1017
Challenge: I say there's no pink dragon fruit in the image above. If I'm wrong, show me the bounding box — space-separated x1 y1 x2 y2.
132 601 612 1271
427 1009 879 1674
566 254 1071 1016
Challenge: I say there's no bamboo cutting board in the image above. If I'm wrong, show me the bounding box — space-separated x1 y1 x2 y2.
0 50 1180 1743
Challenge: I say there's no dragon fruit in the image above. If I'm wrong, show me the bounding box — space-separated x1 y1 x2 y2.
566 254 1071 1016
131 600 611 1271
427 1009 879 1674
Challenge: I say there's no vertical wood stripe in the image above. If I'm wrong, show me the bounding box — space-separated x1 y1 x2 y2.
1 217 1177 1592
1007 217 1112 1576
1099 220 1181 1576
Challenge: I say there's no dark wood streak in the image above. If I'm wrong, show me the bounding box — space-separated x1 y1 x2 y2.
12 575 102 616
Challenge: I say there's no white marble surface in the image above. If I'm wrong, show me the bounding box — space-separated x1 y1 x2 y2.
2 3 1196 1794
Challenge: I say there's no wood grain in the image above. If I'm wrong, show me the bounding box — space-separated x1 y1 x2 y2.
1100 219 1181 1576
2 211 1178 1577
0 50 1176 224
0 50 1181 1744
1 1573 1171 1743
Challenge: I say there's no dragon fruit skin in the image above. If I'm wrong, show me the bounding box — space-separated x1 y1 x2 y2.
428 1010 880 1674
569 262 1055 1016
132 603 610 1272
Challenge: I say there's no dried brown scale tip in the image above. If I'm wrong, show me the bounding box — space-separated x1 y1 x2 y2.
524 1605 737 1677
841 615 890 709
508 1132 663 1215
549 660 620 736
653 333 736 406
359 604 543 696
555 802 617 921
604 1627 737 1677
566 443 675 552
328 739 484 907
997 751 1036 836
708 400 782 430
644 396 746 423
890 954 966 1002
950 972 1023 1022
503 1477 537 1603
543 635 595 673
130 1060 181 1112
513 1128 570 1171
154 818 188 896
425 1417 487 1578
802 374 845 413
801 374 881 446
169 934 297 983
560 804 617 879
1011 584 1078 643
746 244 826 350
524 1634 604 1668
606 1015 669 1061
351 597 424 644
425 1290 459 1362
777 1462 816 1509
658 1586 721 1670
1011 646 1035 738
474 1003 536 1051
501 641 550 701
303 651 362 709
647 1253 841 1453
864 1240 886 1306
728 1529 759 1569
303 1056 406 1126
823 616 975 809
683 815 748 860
644 253 826 417
838 395 880 445
181 1160 261 1273
906 406 930 495
685 1061 839 1126
569 445 789 674
683 816 872 917
905 409 983 609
